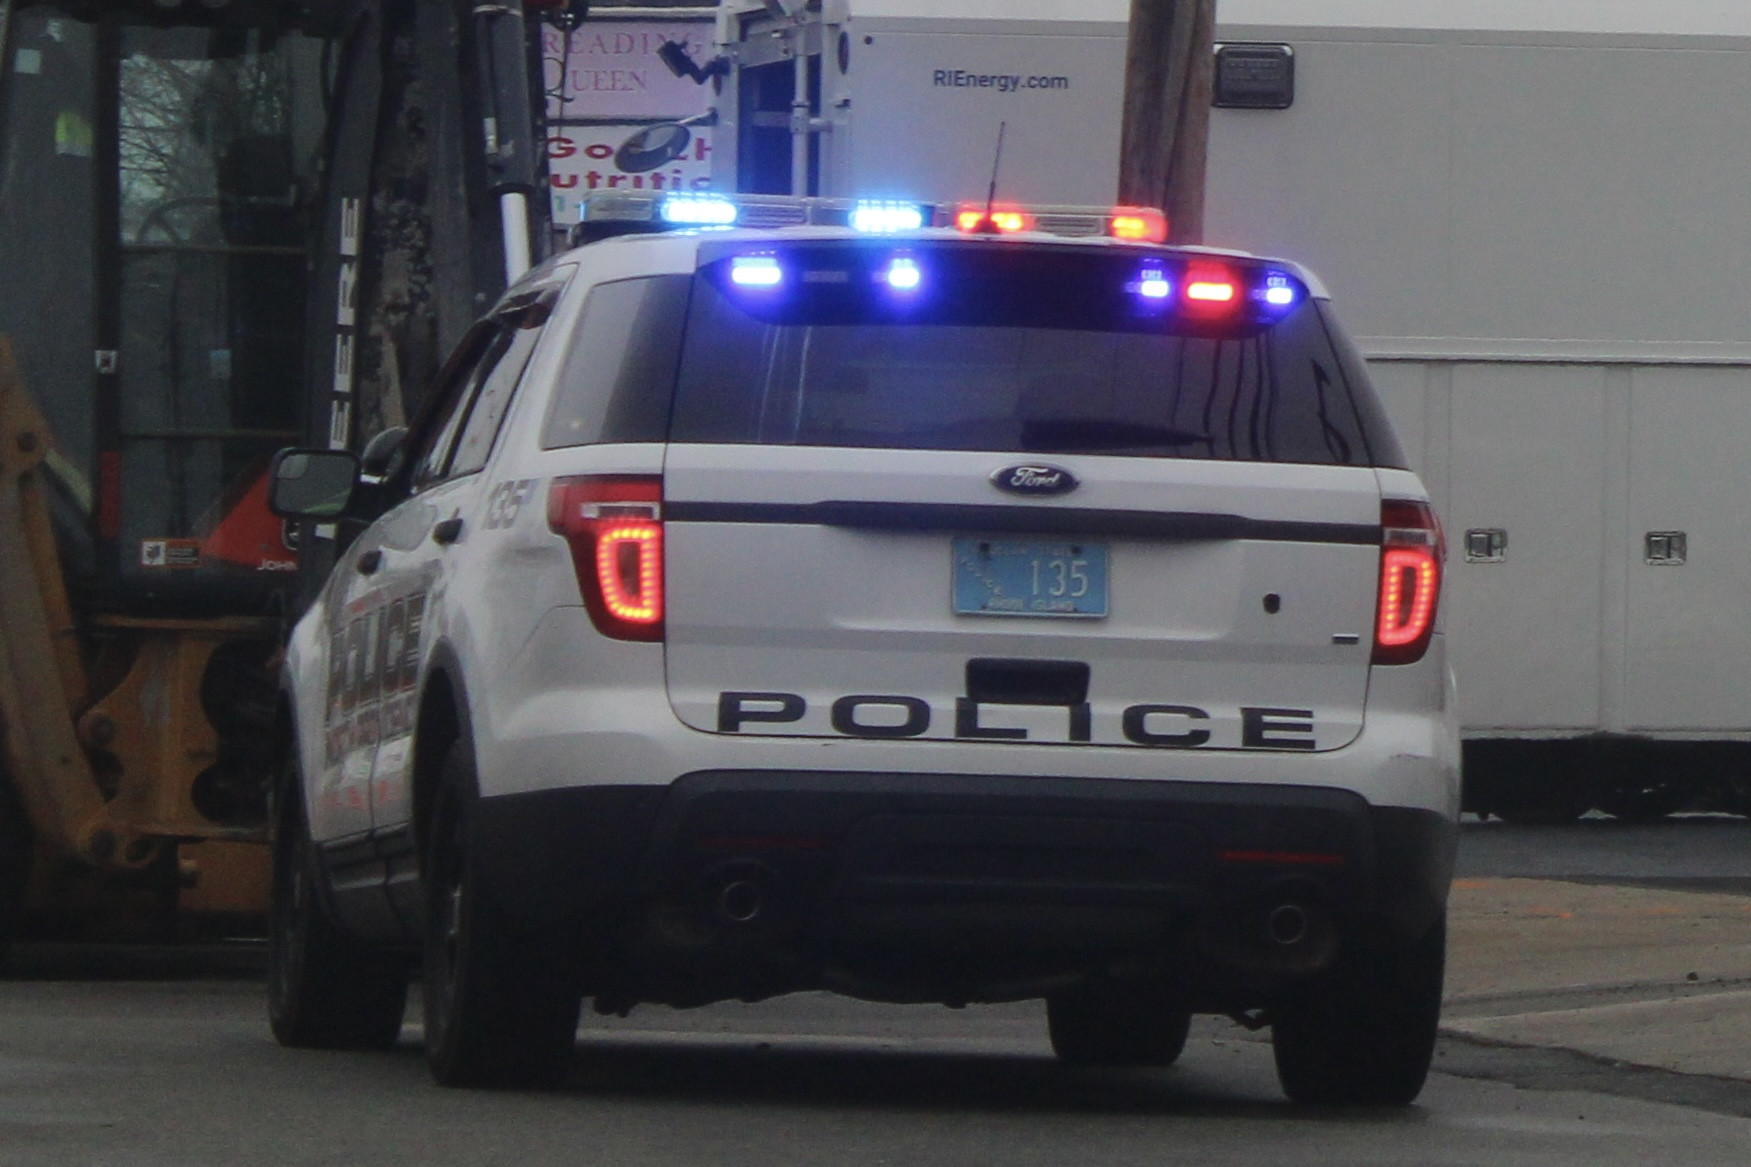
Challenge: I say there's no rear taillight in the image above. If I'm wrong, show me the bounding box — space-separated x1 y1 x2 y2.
1373 499 1443 665
547 475 664 642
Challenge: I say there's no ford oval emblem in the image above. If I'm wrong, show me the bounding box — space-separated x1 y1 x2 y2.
991 464 1079 496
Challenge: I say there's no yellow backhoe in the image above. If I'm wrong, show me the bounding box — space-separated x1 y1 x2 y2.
0 0 566 955
1 337 271 954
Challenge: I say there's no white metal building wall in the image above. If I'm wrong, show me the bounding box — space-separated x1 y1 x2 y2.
1203 21 1751 737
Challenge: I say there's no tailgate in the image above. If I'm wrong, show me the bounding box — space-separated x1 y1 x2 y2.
663 445 1381 752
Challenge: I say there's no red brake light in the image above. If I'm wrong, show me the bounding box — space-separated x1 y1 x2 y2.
547 475 664 642
1108 207 1169 243
1184 261 1239 308
1373 499 1443 665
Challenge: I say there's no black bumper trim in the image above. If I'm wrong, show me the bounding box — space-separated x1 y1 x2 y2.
471 772 1454 942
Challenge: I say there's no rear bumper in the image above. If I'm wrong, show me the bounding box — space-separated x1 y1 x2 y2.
473 771 1455 961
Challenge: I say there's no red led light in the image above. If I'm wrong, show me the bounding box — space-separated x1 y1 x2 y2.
595 523 663 625
1376 548 1438 645
1182 261 1239 309
955 204 1033 234
548 475 665 641
1373 499 1444 664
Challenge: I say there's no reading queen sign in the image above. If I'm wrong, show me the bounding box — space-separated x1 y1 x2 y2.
542 21 716 121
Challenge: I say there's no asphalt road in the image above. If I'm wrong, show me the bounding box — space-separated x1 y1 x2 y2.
6 818 1751 1166
1457 811 1751 891
8 979 1751 1167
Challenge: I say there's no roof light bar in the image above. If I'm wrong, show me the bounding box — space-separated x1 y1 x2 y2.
660 193 739 226
572 192 1189 250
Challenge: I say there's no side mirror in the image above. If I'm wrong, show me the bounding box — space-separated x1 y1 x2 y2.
268 448 361 519
359 426 409 479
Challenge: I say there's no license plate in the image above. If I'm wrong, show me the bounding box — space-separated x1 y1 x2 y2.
952 538 1110 618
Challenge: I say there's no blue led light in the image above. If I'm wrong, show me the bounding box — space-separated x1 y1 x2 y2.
730 255 784 287
661 194 739 227
885 257 922 291
1133 266 1172 300
852 201 926 233
1262 274 1298 308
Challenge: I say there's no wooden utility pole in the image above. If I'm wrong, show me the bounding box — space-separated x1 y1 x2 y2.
1118 0 1216 244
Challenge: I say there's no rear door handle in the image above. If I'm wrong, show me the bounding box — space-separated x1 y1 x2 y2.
432 517 464 545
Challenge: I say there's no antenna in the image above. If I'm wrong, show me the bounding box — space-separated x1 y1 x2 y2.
975 121 1008 234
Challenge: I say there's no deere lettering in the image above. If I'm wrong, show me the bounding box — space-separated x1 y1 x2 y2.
715 691 1318 750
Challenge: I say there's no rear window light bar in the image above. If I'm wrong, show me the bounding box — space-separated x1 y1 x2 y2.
1119 260 1306 317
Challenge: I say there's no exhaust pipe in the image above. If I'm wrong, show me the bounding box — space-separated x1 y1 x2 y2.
1265 902 1312 947
715 877 767 927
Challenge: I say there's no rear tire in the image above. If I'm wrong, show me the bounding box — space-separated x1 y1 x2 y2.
422 738 581 1088
1271 914 1446 1106
1047 979 1192 1067
267 754 409 1050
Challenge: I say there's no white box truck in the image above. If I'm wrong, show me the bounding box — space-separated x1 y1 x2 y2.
705 0 1751 821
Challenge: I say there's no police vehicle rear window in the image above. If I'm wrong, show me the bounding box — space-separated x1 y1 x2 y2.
667 242 1406 468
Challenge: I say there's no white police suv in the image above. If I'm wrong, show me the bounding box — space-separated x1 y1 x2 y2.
265 192 1459 1104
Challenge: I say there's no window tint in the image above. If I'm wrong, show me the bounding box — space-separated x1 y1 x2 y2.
668 243 1398 468
410 325 495 489
541 275 691 449
1317 304 1409 469
448 317 544 477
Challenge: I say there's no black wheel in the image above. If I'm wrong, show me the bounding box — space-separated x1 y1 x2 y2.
1721 776 1751 817
1046 978 1192 1067
1463 740 1591 825
1492 802 1587 826
267 753 408 1050
1271 914 1446 1106
0 758 32 963
422 738 581 1088
1595 780 1690 823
